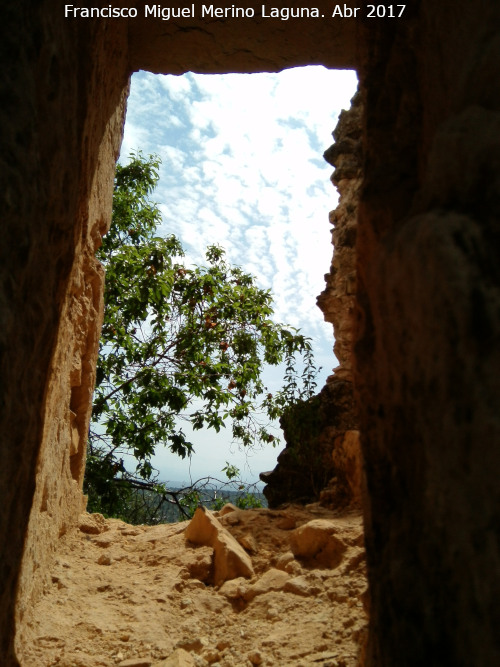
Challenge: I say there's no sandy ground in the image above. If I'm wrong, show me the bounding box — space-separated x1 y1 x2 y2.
18 504 367 667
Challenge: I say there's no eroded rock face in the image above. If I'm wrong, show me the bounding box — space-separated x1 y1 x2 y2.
319 89 362 383
356 5 500 665
262 92 363 510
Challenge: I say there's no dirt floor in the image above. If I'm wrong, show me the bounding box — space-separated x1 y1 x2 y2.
18 504 368 667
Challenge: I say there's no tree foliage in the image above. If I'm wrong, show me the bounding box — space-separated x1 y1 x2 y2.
85 152 318 520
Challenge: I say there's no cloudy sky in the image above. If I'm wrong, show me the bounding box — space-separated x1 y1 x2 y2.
120 66 358 485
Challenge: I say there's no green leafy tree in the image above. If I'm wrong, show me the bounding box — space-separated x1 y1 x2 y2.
85 152 318 521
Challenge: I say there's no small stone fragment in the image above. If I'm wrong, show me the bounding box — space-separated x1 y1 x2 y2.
274 551 295 570
247 649 263 665
120 527 144 536
175 637 208 652
289 520 347 568
284 575 322 597
93 535 114 548
276 515 296 530
237 533 258 553
97 553 112 566
218 577 247 600
243 568 290 601
266 606 279 620
201 647 220 664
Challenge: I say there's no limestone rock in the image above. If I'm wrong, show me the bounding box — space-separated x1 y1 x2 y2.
175 636 208 652
261 380 358 508
237 533 258 553
323 429 363 508
318 89 362 382
247 650 263 665
185 507 254 585
242 568 290 601
273 551 295 571
96 553 112 566
217 576 247 600
289 520 347 568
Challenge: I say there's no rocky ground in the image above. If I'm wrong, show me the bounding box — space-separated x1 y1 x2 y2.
19 504 367 667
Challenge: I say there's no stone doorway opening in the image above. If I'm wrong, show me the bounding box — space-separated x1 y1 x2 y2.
16 65 369 666
93 66 359 510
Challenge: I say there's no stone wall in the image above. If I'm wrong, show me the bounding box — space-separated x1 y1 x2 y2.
0 5 129 662
356 4 500 664
261 90 363 509
319 89 362 383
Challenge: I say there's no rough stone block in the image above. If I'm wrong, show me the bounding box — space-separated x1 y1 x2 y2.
289 520 346 568
185 507 254 585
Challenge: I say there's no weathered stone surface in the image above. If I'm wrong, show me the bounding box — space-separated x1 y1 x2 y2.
128 1 356 74
320 429 363 508
318 89 362 383
185 508 254 585
0 7 128 662
242 568 290 601
290 520 347 568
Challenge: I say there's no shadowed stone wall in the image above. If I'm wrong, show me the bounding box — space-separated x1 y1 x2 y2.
0 5 129 662
356 3 500 664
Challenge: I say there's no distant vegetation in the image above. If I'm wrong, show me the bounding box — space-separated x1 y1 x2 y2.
109 472 267 525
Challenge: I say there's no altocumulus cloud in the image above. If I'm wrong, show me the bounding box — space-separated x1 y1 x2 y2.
119 66 358 482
